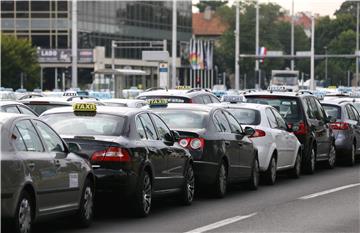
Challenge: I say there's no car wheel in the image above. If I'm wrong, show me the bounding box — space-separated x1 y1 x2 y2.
247 159 260 190
14 191 33 233
180 164 195 205
326 144 336 169
76 179 94 228
214 161 227 198
303 147 316 174
347 144 356 166
133 170 152 217
288 151 301 179
263 156 277 185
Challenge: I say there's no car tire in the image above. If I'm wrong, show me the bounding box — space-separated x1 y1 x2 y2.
326 144 336 169
303 147 316 174
347 143 356 166
76 179 94 228
288 151 301 179
132 170 152 217
213 161 227 198
263 156 277 185
246 159 260 190
180 164 195 205
14 190 33 233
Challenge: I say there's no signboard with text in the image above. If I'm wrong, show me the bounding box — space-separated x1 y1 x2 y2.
37 49 94 63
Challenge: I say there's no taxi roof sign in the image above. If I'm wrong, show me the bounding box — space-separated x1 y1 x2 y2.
221 95 245 103
147 99 168 107
268 86 287 92
73 103 97 112
175 86 191 90
63 91 78 97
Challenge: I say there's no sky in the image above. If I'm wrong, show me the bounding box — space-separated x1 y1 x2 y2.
192 0 347 16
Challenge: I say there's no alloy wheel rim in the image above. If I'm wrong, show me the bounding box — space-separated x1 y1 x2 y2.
187 168 195 202
142 174 152 214
329 145 336 166
18 198 31 233
219 165 227 194
83 187 93 220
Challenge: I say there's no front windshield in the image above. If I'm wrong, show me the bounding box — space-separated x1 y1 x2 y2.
41 113 125 136
155 110 207 129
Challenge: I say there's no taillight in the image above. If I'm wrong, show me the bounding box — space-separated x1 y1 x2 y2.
249 129 266 138
294 121 308 135
330 122 349 130
178 138 204 150
91 146 131 162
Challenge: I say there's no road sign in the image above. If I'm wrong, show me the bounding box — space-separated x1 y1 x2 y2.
266 51 283 56
142 51 169 61
159 63 168 88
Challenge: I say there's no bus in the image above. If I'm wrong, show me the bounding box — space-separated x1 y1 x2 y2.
270 70 299 92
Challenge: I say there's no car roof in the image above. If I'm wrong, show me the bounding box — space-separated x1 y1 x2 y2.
102 99 145 104
321 98 354 106
245 91 310 98
0 101 25 106
0 112 28 124
20 96 100 104
215 102 270 110
41 105 145 117
145 103 219 112
138 89 213 98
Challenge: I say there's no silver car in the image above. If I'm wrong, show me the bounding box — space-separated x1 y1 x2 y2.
1 113 95 233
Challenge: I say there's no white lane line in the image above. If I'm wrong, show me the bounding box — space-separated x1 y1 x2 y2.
298 183 360 200
184 212 257 233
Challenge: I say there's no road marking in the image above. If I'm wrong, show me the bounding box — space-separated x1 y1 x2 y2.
298 183 360 200
184 212 257 233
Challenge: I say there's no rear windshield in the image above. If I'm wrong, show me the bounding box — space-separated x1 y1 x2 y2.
322 104 341 119
227 108 260 125
26 104 69 115
246 96 302 123
138 95 191 103
155 110 206 129
41 113 125 136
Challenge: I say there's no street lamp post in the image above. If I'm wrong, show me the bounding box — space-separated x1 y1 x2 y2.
324 46 328 82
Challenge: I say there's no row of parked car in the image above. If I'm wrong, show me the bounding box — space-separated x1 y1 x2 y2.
1 88 359 233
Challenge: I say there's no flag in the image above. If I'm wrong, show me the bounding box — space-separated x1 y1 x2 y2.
259 46 267 64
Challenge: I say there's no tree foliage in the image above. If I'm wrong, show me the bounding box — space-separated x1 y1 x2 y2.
1 34 40 89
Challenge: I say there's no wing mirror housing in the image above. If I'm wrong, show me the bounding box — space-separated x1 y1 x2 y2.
326 116 336 123
244 127 255 137
68 142 82 153
164 132 175 146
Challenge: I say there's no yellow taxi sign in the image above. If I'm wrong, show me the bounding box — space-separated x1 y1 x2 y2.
175 86 191 90
147 99 168 107
73 103 97 112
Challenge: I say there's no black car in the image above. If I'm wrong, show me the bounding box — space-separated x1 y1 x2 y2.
245 92 336 174
0 101 38 116
40 103 194 217
146 103 259 198
321 99 360 166
137 88 221 104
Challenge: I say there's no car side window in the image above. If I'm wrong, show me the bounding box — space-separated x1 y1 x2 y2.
18 106 37 116
12 127 27 151
4 105 21 114
135 116 147 139
309 97 324 121
265 108 278 128
304 98 315 119
151 114 172 141
138 114 157 140
213 111 231 133
210 95 221 103
271 109 288 130
33 120 66 153
203 95 212 104
15 120 44 152
346 105 356 121
313 98 326 120
350 105 360 121
192 96 204 104
223 111 243 134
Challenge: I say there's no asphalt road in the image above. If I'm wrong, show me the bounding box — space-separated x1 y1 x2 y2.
28 162 360 233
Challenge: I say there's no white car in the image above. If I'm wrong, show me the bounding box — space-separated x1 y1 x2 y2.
101 98 147 108
220 103 302 185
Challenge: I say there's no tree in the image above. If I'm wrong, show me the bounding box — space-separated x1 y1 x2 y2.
1 34 40 89
335 2 358 18
195 0 228 12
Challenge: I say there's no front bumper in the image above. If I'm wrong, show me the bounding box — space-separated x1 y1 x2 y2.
193 161 218 185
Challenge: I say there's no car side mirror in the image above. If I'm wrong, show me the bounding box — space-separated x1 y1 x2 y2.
171 130 180 140
164 132 175 145
68 142 81 153
244 127 255 137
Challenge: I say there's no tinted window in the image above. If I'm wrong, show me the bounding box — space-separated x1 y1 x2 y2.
266 108 278 128
33 120 65 153
155 110 206 129
350 105 360 121
16 120 44 152
272 109 288 130
227 108 260 125
135 117 146 139
151 114 172 140
26 103 69 115
322 104 341 119
312 98 326 120
223 111 243 133
4 106 20 114
346 105 356 121
42 113 125 136
12 127 27 151
246 96 301 123
138 114 157 140
213 111 231 133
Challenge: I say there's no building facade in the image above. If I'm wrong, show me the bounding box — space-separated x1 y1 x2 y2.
1 1 192 90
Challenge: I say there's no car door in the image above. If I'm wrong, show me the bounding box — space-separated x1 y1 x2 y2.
346 105 360 150
313 97 332 157
33 119 82 208
213 110 241 179
150 113 186 189
271 108 298 167
223 110 254 179
13 120 60 213
137 113 167 191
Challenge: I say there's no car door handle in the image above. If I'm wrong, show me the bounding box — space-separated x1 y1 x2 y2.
27 162 35 169
54 159 61 167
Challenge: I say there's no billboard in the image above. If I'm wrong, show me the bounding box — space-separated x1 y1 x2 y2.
37 49 94 63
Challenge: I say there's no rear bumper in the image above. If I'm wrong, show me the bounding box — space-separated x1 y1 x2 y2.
93 168 137 196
